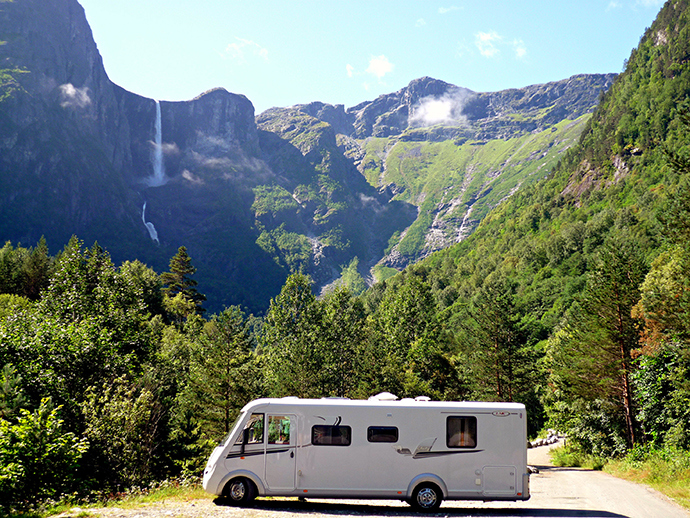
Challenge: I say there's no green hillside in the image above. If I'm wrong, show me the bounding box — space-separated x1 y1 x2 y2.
358 115 590 263
374 0 690 458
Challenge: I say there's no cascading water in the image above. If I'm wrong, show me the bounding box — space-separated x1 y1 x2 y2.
142 100 166 243
141 201 159 244
147 100 167 187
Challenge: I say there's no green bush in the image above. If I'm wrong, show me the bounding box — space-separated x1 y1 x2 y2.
0 398 88 512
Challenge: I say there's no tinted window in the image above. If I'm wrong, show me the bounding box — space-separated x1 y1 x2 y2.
312 425 352 446
367 426 399 443
446 416 477 448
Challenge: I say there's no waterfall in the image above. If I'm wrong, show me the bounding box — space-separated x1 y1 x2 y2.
142 101 165 242
142 201 160 243
146 100 167 187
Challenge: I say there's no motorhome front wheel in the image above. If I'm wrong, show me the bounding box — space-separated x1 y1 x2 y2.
223 477 256 505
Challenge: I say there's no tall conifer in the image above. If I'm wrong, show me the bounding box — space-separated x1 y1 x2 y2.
161 246 206 313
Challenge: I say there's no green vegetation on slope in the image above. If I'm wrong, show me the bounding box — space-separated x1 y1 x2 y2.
357 114 591 263
399 0 690 460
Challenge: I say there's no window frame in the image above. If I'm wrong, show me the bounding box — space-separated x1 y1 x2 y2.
446 415 478 449
267 415 291 445
367 426 399 443
311 424 352 446
236 412 264 445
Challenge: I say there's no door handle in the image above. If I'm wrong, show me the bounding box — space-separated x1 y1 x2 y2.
290 451 294 458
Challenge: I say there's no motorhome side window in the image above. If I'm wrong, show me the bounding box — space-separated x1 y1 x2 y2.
267 415 290 444
312 425 351 446
446 416 477 448
367 426 399 443
235 413 264 444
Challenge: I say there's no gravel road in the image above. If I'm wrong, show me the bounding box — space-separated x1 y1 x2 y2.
58 442 688 518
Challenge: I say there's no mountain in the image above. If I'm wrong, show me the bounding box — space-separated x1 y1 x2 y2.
0 0 614 313
286 74 615 272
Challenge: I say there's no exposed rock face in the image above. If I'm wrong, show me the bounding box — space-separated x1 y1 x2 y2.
462 74 617 139
0 0 284 312
296 102 355 136
347 77 471 138
119 87 260 185
0 0 138 248
0 0 131 168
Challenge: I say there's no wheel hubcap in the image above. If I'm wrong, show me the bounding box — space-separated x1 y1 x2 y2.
417 487 437 507
230 481 246 500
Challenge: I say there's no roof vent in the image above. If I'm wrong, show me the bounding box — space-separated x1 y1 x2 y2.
369 392 398 401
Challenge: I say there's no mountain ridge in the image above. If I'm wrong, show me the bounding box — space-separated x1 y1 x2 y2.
0 0 617 312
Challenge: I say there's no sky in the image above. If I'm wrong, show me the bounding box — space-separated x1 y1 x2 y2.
78 0 666 114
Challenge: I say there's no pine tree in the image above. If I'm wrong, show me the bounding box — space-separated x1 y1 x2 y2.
179 307 260 441
161 246 206 313
22 237 51 300
548 233 647 450
459 274 539 403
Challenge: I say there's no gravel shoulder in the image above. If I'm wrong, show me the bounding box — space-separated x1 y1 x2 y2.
56 442 688 518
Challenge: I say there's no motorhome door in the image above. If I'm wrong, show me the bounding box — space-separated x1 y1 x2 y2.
265 414 296 490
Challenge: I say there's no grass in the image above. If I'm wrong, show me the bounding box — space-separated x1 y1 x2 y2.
549 443 607 470
550 444 690 512
41 479 210 517
605 448 690 511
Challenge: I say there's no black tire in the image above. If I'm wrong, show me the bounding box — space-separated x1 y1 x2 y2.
410 483 443 512
222 477 256 506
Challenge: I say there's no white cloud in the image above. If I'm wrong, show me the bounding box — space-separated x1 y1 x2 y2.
58 83 92 109
366 55 394 79
456 39 472 59
474 32 527 60
438 6 460 14
475 31 502 58
607 1 622 10
224 37 268 63
409 89 471 127
416 18 427 27
346 64 355 77
513 39 527 59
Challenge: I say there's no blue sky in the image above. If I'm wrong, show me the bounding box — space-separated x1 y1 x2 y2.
78 0 665 114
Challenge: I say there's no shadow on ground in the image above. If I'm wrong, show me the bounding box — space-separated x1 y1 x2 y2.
214 497 627 518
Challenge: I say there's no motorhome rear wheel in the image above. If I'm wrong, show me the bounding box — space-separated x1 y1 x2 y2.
411 483 442 511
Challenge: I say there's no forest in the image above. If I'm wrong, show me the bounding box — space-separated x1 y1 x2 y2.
2 0 690 514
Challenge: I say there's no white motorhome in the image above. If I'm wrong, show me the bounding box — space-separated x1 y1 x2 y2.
203 394 530 511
